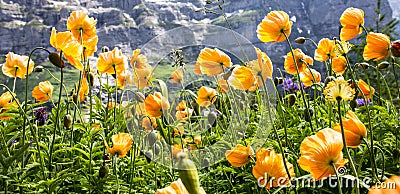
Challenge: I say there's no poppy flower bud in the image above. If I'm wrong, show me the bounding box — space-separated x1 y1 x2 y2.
274 77 283 85
202 158 210 169
288 93 296 106
63 114 72 130
34 65 44 72
324 76 336 87
223 70 233 80
103 153 111 162
177 152 201 194
153 143 161 155
295 37 306 44
350 99 357 110
99 164 109 178
48 52 65 68
88 72 95 87
207 111 218 127
377 61 389 70
101 46 109 53
391 40 400 57
147 131 158 146
134 92 145 103
145 150 153 163
357 62 369 70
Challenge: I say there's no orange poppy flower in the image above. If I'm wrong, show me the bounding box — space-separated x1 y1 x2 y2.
247 47 273 86
133 64 153 90
104 133 133 158
368 175 400 194
175 101 193 121
196 86 217 107
225 144 254 167
324 76 355 102
228 66 256 91
333 110 367 148
63 54 83 70
67 10 97 41
257 11 293 43
284 48 313 75
173 124 185 137
170 69 183 84
253 149 295 189
193 135 202 145
156 178 206 194
142 116 157 131
332 56 347 75
32 81 54 102
130 49 148 68
340 7 365 41
82 35 98 58
363 32 391 61
117 70 133 89
314 38 336 62
2 52 34 78
145 92 170 118
196 48 231 76
193 61 202 75
298 128 348 180
300 68 321 87
0 92 18 120
217 78 229 94
357 79 375 99
97 47 127 75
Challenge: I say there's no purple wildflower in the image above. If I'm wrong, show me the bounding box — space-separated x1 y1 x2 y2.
34 107 47 126
12 140 17 145
29 139 34 147
282 78 303 93
356 98 371 107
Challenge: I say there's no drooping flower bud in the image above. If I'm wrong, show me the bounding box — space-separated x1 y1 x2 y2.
274 77 283 85
99 164 109 178
295 37 306 44
101 46 109 53
377 61 389 70
63 114 72 129
134 92 145 103
288 93 296 106
176 152 201 194
147 131 158 146
357 62 369 70
48 52 65 68
391 40 400 57
88 72 95 87
34 65 44 72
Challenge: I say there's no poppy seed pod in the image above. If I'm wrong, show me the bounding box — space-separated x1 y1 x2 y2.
48 52 65 68
147 131 158 146
295 37 306 44
176 152 201 194
34 65 44 72
134 92 145 103
377 61 390 70
63 114 72 129
99 164 109 178
391 40 400 57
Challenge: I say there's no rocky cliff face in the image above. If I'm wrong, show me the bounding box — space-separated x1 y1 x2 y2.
0 0 396 66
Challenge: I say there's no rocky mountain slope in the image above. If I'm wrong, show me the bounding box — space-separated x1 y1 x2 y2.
0 0 397 66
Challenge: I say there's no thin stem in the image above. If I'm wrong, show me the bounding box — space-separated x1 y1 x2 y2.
282 31 314 132
332 162 343 194
337 99 359 194
113 66 118 132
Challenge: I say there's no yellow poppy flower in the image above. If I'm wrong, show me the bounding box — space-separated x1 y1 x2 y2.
170 69 183 84
284 48 313 75
74 77 89 102
357 79 375 99
193 61 202 75
300 68 321 87
225 144 254 168
227 66 256 91
363 32 391 61
368 175 400 194
175 101 193 122
50 27 82 59
247 47 273 86
257 11 293 43
104 133 133 158
117 70 133 90
32 81 54 102
130 49 148 69
217 78 229 94
2 52 34 78
253 149 295 189
298 128 348 181
333 111 367 148
196 86 217 107
314 38 336 62
67 10 97 41
323 76 355 102
0 92 17 109
156 179 206 194
197 48 231 76
340 7 364 41
97 47 127 75
82 35 98 58
145 92 170 118
133 64 153 90
332 56 347 75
